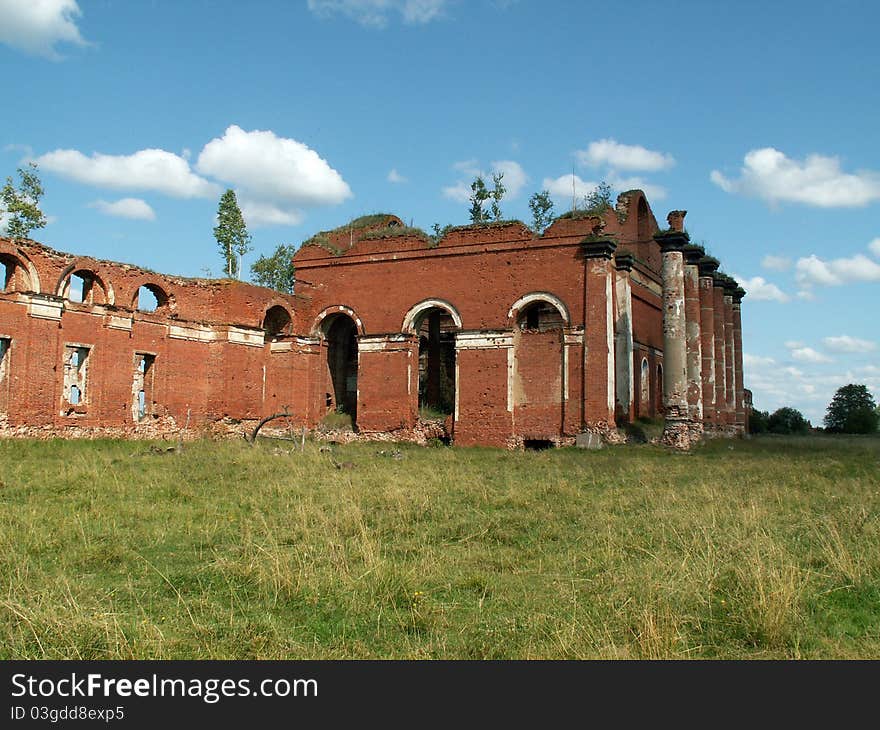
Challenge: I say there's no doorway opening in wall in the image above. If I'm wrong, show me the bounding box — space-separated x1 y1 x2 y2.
416 307 458 420
323 313 359 428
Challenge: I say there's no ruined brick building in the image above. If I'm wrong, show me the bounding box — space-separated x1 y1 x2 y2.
0 190 746 449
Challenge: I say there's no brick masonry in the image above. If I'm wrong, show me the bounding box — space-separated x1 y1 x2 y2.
0 190 746 448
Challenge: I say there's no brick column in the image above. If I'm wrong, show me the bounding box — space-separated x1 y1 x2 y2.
697 255 719 431
712 273 727 431
732 286 746 435
582 238 617 434
654 230 690 448
722 275 736 431
683 244 704 438
613 253 635 424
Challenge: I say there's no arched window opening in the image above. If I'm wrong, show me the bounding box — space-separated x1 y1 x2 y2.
656 363 664 414
134 283 169 313
263 305 292 341
640 357 650 409
516 301 565 332
323 313 359 423
0 254 33 293
61 269 108 305
415 307 458 418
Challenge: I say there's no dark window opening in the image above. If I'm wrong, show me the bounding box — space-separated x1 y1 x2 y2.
417 308 457 417
517 301 564 332
524 439 554 451
264 305 292 341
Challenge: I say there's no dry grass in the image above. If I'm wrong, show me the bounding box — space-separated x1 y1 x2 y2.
0 434 877 659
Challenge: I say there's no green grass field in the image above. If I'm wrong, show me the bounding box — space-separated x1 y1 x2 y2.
1 434 878 659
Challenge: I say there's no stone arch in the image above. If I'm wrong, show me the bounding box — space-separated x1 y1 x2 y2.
56 263 115 306
0 247 40 293
320 310 360 423
508 292 570 331
313 304 365 337
131 281 175 314
640 357 650 409
402 299 462 419
402 298 462 334
637 196 651 240
262 304 293 341
510 293 567 439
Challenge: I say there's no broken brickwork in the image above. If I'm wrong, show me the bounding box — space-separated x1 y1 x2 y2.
0 190 746 448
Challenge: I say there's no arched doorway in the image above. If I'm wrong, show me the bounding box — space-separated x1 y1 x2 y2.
509 293 569 440
403 300 461 419
322 313 359 422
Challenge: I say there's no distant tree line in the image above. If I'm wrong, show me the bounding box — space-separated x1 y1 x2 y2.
750 383 879 436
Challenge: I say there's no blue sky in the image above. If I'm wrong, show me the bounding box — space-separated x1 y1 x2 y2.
1 0 878 423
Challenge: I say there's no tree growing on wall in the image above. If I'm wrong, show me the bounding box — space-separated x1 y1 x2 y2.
1 163 47 240
468 173 506 224
824 384 879 434
582 180 613 215
250 244 297 294
214 189 252 278
528 190 554 233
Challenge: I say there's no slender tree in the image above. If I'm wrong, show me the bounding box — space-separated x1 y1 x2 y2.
528 190 555 233
250 244 297 294
1 162 47 240
489 172 506 222
582 180 613 214
213 189 252 278
468 176 491 223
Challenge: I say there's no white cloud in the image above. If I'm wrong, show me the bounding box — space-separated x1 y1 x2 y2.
784 341 804 350
542 174 600 204
710 147 880 207
796 290 815 301
869 238 880 258
577 139 674 172
743 353 776 369
822 335 877 354
0 0 88 59
307 0 447 28
490 160 528 199
732 275 789 303
795 252 880 288
790 347 833 364
607 173 666 201
196 125 352 224
761 254 791 271
452 159 479 176
387 168 407 184
88 198 155 221
238 200 303 227
442 181 471 203
36 148 219 199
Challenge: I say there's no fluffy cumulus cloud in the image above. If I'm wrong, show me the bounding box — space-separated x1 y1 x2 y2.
88 198 156 221
35 148 220 199
443 159 527 203
822 335 877 354
789 346 833 364
307 0 447 28
870 238 880 258
606 173 666 201
711 147 880 207
0 0 88 58
541 174 599 204
761 254 791 271
795 252 880 288
731 274 789 303
490 160 528 199
196 125 352 225
387 168 407 184
577 139 675 172
743 353 776 369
